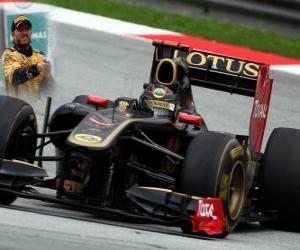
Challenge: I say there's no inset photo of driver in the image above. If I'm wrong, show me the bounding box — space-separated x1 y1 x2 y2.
1 15 53 102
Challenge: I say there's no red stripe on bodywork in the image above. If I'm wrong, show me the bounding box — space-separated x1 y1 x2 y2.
134 34 300 65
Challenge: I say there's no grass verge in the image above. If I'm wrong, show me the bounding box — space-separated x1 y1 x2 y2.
37 0 300 59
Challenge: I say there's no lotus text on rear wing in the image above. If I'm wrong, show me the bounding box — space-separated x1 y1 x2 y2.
186 51 260 78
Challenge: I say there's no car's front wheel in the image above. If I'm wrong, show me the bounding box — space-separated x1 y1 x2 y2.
0 95 37 205
178 132 247 236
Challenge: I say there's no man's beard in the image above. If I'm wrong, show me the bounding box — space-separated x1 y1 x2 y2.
14 37 31 48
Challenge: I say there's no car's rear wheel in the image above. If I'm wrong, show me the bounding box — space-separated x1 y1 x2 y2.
259 127 300 231
0 96 37 205
178 132 247 236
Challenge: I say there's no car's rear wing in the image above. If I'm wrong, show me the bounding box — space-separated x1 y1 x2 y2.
150 41 273 153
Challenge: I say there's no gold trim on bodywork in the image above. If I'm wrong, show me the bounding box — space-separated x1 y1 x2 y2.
155 58 177 86
68 117 170 149
74 133 102 143
138 186 203 200
1 158 40 168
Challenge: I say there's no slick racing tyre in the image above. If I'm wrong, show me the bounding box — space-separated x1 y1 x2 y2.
0 96 37 205
259 128 300 231
178 132 247 236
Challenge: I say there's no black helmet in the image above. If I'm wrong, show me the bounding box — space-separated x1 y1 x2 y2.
140 83 176 118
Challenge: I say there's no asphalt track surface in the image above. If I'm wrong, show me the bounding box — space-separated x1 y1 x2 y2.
1 22 300 250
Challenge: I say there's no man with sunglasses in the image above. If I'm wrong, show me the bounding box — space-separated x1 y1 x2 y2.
1 15 52 100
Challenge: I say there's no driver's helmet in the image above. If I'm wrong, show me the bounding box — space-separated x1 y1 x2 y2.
140 83 176 118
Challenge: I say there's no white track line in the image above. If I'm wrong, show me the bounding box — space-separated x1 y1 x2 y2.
271 65 300 76
51 7 179 36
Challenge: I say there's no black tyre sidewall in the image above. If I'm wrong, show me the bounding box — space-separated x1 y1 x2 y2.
178 132 247 234
260 127 300 209
0 96 37 205
0 96 37 162
259 128 300 229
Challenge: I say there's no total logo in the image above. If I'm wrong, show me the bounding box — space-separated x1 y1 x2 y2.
253 99 267 119
153 88 166 99
197 200 217 220
74 133 102 143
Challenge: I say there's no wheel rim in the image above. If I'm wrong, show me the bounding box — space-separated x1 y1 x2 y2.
227 162 245 221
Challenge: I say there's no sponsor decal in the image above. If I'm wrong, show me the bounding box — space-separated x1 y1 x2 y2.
253 99 267 119
153 88 166 99
88 116 114 127
169 103 175 111
63 179 72 190
63 179 80 192
74 133 102 143
196 199 217 220
31 31 47 40
192 198 224 235
148 99 175 111
186 51 260 78
117 100 129 112
71 169 84 178
230 146 244 160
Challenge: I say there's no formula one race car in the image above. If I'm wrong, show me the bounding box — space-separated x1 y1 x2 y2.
0 41 299 238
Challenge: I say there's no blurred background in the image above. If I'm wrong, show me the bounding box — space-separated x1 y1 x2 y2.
116 0 300 38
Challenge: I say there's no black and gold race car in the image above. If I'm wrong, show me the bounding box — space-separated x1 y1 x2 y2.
0 41 299 237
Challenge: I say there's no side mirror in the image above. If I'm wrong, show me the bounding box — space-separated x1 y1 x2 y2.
178 112 204 126
87 95 109 108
